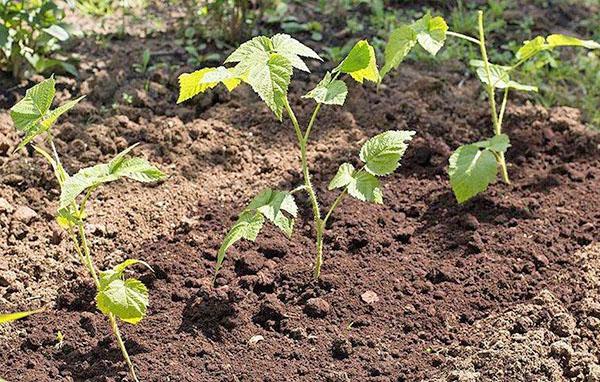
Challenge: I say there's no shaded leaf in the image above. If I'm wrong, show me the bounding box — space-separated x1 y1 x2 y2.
381 25 417 80
449 144 498 203
412 14 448 55
244 53 292 120
328 163 355 190
302 72 347 105
473 134 511 153
347 172 383 204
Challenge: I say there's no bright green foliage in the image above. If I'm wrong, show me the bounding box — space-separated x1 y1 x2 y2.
303 72 348 105
10 77 84 150
360 130 416 176
59 145 166 209
516 34 600 60
380 26 417 79
336 40 379 83
178 33 321 120
380 13 448 80
449 134 510 203
412 14 449 56
11 78 165 381
184 35 416 280
329 130 415 204
0 0 75 79
216 189 297 274
0 308 44 324
470 60 538 91
96 259 151 325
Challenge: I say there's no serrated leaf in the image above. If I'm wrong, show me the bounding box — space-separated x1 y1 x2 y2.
546 34 600 49
271 33 322 72
471 61 537 92
216 211 265 275
96 276 148 325
347 172 383 204
200 66 241 91
412 14 448 56
10 77 55 132
59 146 165 208
224 36 272 65
338 40 379 83
0 308 44 324
328 163 355 190
473 134 511 153
381 25 417 80
360 130 416 176
516 36 546 60
302 72 348 105
449 144 498 203
245 53 292 120
177 68 221 103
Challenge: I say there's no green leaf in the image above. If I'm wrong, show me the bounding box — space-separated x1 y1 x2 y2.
448 144 498 203
216 211 265 275
381 25 417 80
10 77 55 132
200 66 242 91
359 130 416 176
546 34 600 49
59 145 166 208
215 188 298 275
338 40 380 83
471 60 537 92
302 72 348 105
96 260 149 325
244 53 292 120
43 25 69 41
224 36 272 66
328 163 355 190
516 36 546 60
271 33 322 72
347 172 383 204
473 134 511 153
412 14 448 56
0 308 44 324
177 68 221 103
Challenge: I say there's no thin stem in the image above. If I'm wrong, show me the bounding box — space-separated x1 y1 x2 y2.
323 191 346 227
477 11 500 136
109 314 139 382
477 10 510 185
447 31 480 45
77 223 100 288
498 87 510 128
303 103 322 143
283 98 324 279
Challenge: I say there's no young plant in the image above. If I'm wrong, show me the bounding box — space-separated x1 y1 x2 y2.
10 77 166 381
381 11 600 203
0 0 76 79
177 34 415 279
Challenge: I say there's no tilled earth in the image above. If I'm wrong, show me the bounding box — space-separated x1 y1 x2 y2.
1 2 599 381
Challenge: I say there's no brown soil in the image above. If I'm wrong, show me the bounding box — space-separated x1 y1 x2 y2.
1 2 599 382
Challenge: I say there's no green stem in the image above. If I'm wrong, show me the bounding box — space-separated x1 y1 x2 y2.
497 87 510 128
447 31 480 45
109 313 139 382
283 98 324 279
323 191 346 226
477 10 510 184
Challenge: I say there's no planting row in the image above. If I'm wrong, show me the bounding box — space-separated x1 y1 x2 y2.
3 11 598 381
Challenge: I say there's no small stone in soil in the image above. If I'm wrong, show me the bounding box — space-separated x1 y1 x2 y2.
0 197 13 214
13 206 38 224
361 290 379 304
304 297 330 318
